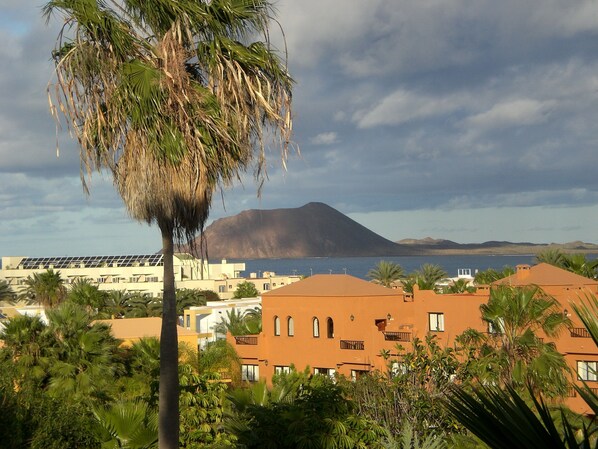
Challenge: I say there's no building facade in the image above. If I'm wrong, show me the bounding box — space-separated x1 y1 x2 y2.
229 265 598 413
0 254 300 300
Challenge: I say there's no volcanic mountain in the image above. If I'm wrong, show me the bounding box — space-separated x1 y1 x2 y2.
193 202 412 259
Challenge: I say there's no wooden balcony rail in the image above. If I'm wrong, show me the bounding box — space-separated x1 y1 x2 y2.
234 336 258 345
383 331 411 342
340 340 365 350
570 328 591 338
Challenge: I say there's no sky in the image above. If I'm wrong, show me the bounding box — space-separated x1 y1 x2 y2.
1 0 598 257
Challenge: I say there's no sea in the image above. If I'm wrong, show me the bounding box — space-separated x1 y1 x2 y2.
234 254 540 280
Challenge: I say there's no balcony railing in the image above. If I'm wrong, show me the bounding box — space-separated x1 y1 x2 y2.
234 336 258 345
570 328 591 338
383 331 411 342
340 340 365 350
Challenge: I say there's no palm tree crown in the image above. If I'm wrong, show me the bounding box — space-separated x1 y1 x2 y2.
367 261 405 288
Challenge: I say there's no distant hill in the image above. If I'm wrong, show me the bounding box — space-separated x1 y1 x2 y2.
184 202 598 259
396 238 598 255
191 202 415 259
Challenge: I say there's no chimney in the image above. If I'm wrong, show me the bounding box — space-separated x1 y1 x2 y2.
516 264 531 279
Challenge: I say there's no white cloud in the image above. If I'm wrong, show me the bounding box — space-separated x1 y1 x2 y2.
354 89 471 128
465 99 554 130
310 132 339 145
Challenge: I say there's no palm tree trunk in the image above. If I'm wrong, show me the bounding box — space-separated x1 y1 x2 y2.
159 224 179 449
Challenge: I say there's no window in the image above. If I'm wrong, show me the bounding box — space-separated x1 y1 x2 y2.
313 317 320 338
578 361 598 381
241 364 259 382
185 315 190 329
350 369 369 381
218 285 226 293
314 367 336 378
327 317 334 338
275 366 291 375
390 362 407 377
429 313 444 332
287 317 294 336
274 316 281 336
263 283 270 291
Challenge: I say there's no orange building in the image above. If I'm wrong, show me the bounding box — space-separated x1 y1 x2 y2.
495 263 598 412
229 265 598 413
97 317 199 349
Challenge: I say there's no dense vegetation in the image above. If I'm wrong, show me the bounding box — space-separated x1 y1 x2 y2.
2 288 597 448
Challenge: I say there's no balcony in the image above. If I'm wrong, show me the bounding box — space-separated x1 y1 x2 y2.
340 340 364 350
234 336 258 345
383 331 411 342
570 328 591 338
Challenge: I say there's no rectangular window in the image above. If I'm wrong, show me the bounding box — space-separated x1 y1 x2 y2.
185 315 190 329
390 362 407 377
218 285 226 293
350 369 369 381
314 367 336 377
241 364 259 382
429 313 444 332
275 366 291 375
578 361 598 381
263 283 270 291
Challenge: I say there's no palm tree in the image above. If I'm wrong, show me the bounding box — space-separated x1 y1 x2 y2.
67 278 107 313
45 0 293 445
175 288 206 315
562 253 598 279
473 266 515 285
367 261 405 288
0 314 52 389
45 302 123 402
444 278 475 294
446 294 598 449
0 280 16 304
94 400 158 449
476 285 570 395
102 290 134 319
414 264 448 291
535 248 566 267
21 269 67 308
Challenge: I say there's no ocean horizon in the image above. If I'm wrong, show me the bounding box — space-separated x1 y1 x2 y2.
235 254 540 280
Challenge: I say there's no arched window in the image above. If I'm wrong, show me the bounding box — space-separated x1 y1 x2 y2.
313 317 320 338
327 317 334 338
287 317 294 336
274 316 280 336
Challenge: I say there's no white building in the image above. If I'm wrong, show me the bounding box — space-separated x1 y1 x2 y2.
183 297 262 348
0 254 300 300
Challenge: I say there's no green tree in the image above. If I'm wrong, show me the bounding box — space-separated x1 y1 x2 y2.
0 314 52 390
176 288 206 315
0 280 16 304
225 376 388 449
67 278 107 313
102 290 134 319
45 0 293 447
21 269 67 308
45 302 123 402
367 261 405 288
459 285 570 396
473 266 515 285
562 253 598 279
215 309 252 336
94 400 158 449
535 248 566 267
443 278 476 294
413 264 448 291
197 290 220 302
233 281 259 299
198 339 241 384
